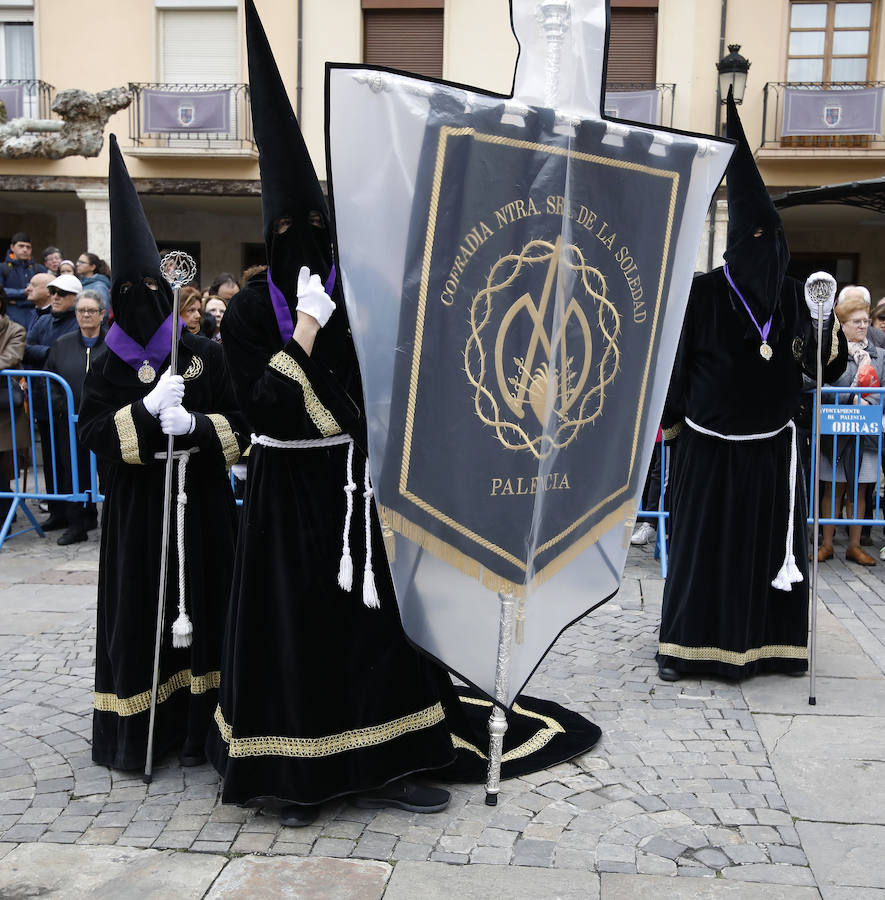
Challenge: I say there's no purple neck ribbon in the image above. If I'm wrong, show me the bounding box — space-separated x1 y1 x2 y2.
267 264 337 345
104 313 184 374
723 264 772 345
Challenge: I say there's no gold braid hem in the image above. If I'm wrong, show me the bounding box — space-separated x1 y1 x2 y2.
94 668 220 717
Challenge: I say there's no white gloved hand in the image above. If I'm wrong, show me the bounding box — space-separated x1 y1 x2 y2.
296 265 336 328
805 271 836 321
231 462 248 481
159 404 195 436
143 371 185 416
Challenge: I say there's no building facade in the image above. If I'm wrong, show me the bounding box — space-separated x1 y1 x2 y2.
0 0 883 292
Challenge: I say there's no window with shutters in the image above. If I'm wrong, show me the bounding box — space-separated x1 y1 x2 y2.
158 8 238 84
787 0 879 82
362 1 444 80
606 4 658 86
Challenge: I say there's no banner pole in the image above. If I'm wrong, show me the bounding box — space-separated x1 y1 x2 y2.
485 591 516 805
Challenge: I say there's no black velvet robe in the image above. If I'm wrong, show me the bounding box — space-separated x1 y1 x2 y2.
657 271 846 678
79 332 248 770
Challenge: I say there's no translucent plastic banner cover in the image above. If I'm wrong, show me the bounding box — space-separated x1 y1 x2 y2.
327 0 732 705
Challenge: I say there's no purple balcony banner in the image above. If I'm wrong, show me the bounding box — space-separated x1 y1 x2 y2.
142 88 231 133
0 85 24 120
603 90 660 125
782 87 884 136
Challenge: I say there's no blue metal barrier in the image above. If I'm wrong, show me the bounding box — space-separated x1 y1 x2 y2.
808 385 885 536
0 369 93 547
635 441 670 578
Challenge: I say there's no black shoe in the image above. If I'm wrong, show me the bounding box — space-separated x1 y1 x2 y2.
352 778 450 813
658 665 681 682
41 515 67 532
57 528 88 546
179 751 207 767
279 803 320 827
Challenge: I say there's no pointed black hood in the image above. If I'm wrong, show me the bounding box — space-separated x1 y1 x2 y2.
246 0 333 295
108 134 173 345
722 90 789 319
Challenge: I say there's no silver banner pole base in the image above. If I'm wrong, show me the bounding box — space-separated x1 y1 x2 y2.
485 591 516 806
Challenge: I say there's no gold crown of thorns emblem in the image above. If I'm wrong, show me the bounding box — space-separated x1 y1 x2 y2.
465 236 620 459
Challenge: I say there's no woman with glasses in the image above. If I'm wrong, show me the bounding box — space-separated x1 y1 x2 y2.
816 296 885 566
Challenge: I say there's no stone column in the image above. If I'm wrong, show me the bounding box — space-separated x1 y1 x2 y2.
695 198 729 273
75 187 111 265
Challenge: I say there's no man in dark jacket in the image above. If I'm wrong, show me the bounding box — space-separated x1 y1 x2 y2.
1 233 46 328
45 289 108 545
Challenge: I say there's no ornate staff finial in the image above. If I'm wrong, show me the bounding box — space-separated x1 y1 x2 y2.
535 0 572 107
160 251 197 290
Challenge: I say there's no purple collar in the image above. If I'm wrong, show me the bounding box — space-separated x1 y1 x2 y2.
104 313 184 376
267 265 336 344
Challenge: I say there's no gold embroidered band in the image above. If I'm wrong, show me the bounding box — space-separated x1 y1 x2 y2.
114 404 143 465
213 701 445 759
451 696 565 762
268 351 342 437
829 317 841 365
207 413 241 467
662 422 682 441
94 668 220 717
658 642 808 665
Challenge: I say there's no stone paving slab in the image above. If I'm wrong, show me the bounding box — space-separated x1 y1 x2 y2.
601 872 821 898
383 860 599 898
207 856 391 899
0 842 225 898
797 822 885 896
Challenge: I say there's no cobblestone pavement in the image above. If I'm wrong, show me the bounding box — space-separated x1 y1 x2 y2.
1 511 883 889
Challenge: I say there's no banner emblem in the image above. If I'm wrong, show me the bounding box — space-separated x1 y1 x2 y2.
824 105 841 127
178 105 195 127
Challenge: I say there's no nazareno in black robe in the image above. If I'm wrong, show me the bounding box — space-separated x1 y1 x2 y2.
657 270 846 679
206 271 600 808
79 332 248 770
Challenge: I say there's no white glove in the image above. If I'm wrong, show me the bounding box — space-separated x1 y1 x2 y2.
805 271 836 321
296 265 335 328
159 404 195 436
231 462 248 481
143 371 184 416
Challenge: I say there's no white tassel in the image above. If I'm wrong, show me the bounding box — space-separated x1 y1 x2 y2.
362 463 380 609
772 554 803 591
338 553 354 592
338 439 356 592
172 612 193 648
771 423 803 593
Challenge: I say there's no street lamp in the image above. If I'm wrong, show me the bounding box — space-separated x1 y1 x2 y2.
717 44 751 105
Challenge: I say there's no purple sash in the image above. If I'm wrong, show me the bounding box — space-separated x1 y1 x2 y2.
105 313 184 374
267 265 337 344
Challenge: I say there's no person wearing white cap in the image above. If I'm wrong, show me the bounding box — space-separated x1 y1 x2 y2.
23 272 84 530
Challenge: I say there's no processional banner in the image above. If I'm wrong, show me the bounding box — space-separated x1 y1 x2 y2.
327 0 732 704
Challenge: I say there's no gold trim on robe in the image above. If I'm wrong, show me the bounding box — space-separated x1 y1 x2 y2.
114 404 143 465
268 351 342 437
213 701 445 759
94 668 220 717
658 641 808 666
207 413 241 467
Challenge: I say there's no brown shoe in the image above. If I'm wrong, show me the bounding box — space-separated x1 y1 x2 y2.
812 545 834 562
846 545 876 566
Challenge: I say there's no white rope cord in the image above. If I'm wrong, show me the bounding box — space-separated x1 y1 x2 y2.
171 452 193 647
362 463 380 609
338 439 356 591
684 417 802 592
251 432 380 609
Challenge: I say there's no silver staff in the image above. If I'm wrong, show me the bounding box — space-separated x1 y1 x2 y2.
486 591 516 805
144 251 197 783
536 0 571 108
807 274 833 707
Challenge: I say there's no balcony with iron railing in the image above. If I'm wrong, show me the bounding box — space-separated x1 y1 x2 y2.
604 83 676 128
0 79 55 121
127 82 256 157
760 81 885 157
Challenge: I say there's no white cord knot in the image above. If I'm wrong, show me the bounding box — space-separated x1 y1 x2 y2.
177 492 187 505
361 463 380 609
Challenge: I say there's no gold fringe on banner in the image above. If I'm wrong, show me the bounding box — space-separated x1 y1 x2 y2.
378 498 634 603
